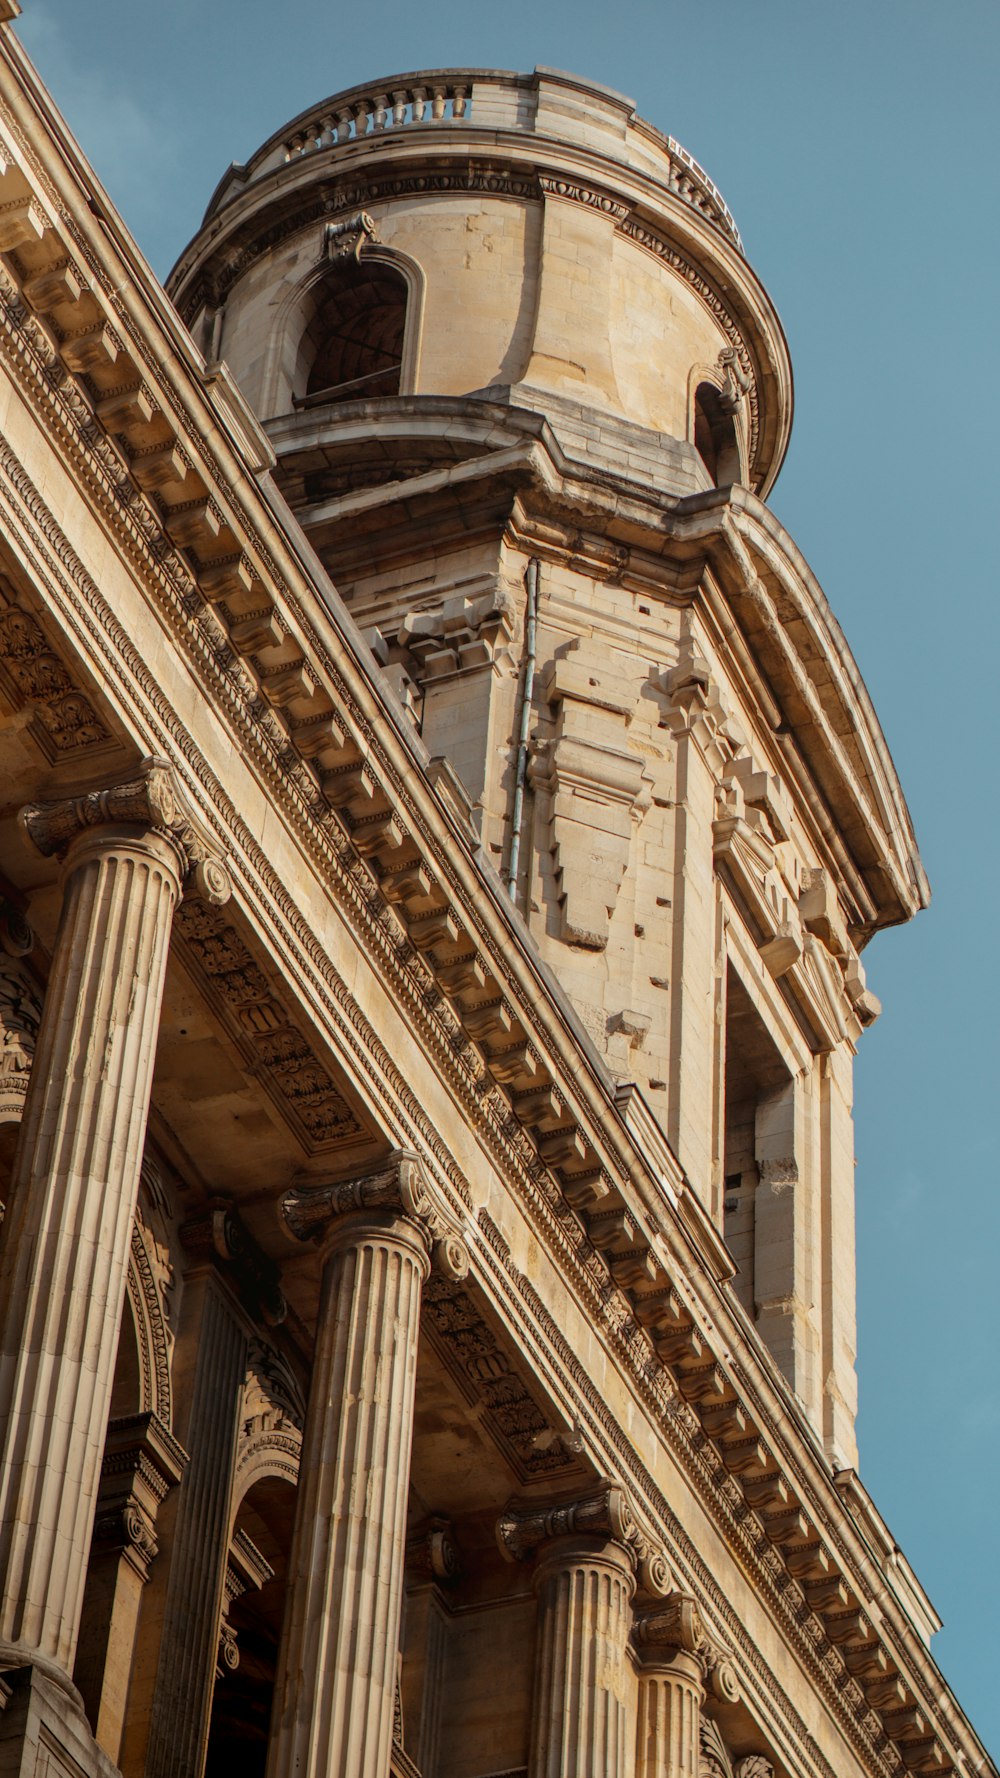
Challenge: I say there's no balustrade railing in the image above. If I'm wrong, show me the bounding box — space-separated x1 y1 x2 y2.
281 78 471 163
234 69 741 251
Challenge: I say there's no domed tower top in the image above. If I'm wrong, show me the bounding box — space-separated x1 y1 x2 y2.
169 65 792 499
169 66 923 1470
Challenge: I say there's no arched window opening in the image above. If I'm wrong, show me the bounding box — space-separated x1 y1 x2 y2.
301 259 408 406
693 381 741 487
205 1474 297 1778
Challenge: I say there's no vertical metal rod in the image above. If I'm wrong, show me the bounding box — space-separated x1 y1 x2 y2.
507 557 539 902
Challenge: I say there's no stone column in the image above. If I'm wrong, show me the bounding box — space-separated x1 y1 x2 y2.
633 1593 741 1778
266 1151 467 1778
0 760 229 1684
633 1596 708 1778
498 1486 644 1778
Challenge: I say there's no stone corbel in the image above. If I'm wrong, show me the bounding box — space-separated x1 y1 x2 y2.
717 346 753 417
398 584 516 683
661 646 732 772
20 756 231 907
217 1527 274 1678
281 1148 470 1282
497 1482 670 1596
324 210 379 262
91 1412 188 1586
713 773 803 979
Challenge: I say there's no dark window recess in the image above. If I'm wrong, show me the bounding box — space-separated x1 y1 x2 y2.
301 260 407 406
693 381 741 486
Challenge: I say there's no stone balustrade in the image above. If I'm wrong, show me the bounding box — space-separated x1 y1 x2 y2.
230 68 741 248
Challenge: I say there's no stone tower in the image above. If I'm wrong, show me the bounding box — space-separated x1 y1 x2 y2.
172 67 925 1470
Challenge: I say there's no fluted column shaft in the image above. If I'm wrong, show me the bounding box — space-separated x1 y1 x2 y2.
0 823 184 1676
635 1649 704 1778
266 1209 431 1778
529 1534 636 1778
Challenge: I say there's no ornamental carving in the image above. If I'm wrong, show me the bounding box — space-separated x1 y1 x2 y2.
234 1337 305 1495
282 1149 469 1280
324 209 379 261
127 1154 178 1424
174 896 369 1153
0 593 109 756
0 957 39 1126
699 1718 774 1778
634 1591 740 1700
422 1269 576 1482
498 1481 670 1595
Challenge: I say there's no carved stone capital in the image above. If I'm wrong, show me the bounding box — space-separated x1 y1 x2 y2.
496 1482 668 1589
405 1514 462 1587
20 756 231 905
634 1591 739 1697
281 1149 469 1280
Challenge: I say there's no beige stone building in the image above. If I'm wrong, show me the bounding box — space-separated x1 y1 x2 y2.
0 21 990 1778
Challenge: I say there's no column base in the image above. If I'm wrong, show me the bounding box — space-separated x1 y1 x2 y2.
0 1666 119 1778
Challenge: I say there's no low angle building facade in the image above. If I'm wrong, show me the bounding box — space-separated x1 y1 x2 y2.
0 16 991 1778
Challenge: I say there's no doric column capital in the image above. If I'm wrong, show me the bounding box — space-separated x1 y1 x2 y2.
634 1591 740 1699
20 755 231 906
281 1148 469 1280
497 1482 671 1596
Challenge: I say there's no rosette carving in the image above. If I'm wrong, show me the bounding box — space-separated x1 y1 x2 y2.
20 755 231 905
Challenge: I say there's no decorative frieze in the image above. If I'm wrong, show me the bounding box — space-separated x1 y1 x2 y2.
174 896 370 1152
0 593 110 756
423 1268 577 1481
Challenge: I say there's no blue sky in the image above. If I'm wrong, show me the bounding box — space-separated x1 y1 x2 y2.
14 0 999 1757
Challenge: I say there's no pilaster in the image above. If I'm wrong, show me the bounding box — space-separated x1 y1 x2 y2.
142 1276 248 1778
661 644 733 1196
73 1413 187 1766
